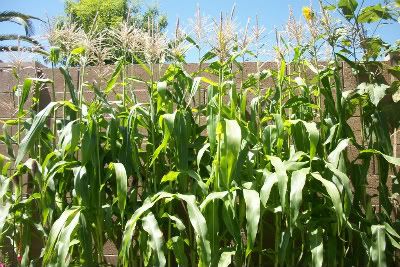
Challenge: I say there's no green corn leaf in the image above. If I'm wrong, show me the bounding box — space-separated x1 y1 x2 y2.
328 138 350 167
78 213 93 265
43 208 80 266
0 202 10 239
142 212 166 267
187 77 202 107
174 111 189 172
370 225 387 267
290 168 309 233
56 209 81 267
273 114 284 153
16 102 59 166
386 234 400 250
58 120 80 156
197 143 210 169
207 85 218 153
163 214 186 231
151 112 175 166
260 171 278 207
312 173 343 229
19 78 32 115
59 67 79 106
360 149 400 166
0 175 11 199
170 236 189 266
290 120 319 160
243 189 260 257
119 197 159 266
161 171 180 183
177 194 211 266
218 119 241 190
326 162 353 203
200 191 228 212
120 193 211 266
104 58 123 93
132 53 151 76
218 250 235 267
119 192 173 265
111 163 128 217
201 51 217 64
185 170 208 195
384 222 400 239
49 46 61 63
269 156 288 211
310 228 323 267
279 230 291 265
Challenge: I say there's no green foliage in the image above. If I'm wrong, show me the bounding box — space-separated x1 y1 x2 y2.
65 0 128 32
64 0 167 33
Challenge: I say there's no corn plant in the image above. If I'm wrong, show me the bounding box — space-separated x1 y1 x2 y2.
0 1 400 266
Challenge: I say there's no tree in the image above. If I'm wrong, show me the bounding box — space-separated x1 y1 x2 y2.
0 11 43 52
65 0 167 33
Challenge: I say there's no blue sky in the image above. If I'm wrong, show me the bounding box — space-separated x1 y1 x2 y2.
1 0 399 62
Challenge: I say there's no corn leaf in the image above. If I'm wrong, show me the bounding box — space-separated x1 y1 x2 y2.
269 156 288 211
16 102 59 166
310 228 323 267
290 168 309 232
312 173 343 229
243 189 260 257
111 163 128 217
370 225 387 267
260 171 278 207
219 119 241 190
142 212 166 267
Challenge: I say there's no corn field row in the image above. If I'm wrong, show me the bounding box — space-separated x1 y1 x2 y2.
1 1 400 266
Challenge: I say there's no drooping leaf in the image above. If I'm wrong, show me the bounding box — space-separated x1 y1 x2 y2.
311 173 343 229
142 212 166 267
43 208 80 266
200 191 228 212
328 138 350 167
55 209 81 267
177 194 211 266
